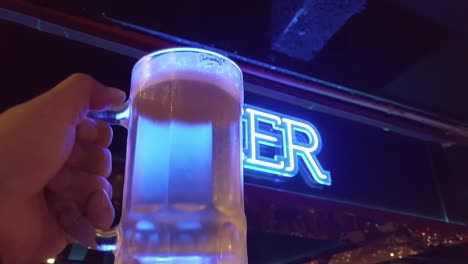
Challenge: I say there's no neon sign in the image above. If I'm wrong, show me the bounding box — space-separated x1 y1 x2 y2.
242 105 331 186
108 103 331 187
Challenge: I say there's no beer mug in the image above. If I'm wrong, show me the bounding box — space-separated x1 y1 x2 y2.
90 47 247 263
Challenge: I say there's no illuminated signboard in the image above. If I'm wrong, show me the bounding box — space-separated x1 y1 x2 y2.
242 105 331 187
111 104 331 187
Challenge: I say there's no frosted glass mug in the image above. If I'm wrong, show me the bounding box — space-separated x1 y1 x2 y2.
89 47 247 263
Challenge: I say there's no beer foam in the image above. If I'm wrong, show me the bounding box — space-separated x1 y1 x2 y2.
131 56 242 102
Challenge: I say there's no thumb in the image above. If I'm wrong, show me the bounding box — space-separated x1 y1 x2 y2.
41 73 126 123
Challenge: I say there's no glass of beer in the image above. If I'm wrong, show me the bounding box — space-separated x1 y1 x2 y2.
90 47 247 263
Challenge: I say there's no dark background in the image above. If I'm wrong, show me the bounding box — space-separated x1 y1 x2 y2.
0 17 464 225
3 1 468 262
22 0 468 124
3 0 468 225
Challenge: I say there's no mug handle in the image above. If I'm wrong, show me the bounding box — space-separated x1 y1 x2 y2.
87 101 130 128
86 101 130 253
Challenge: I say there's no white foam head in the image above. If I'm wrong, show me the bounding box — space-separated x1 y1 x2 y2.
131 48 243 102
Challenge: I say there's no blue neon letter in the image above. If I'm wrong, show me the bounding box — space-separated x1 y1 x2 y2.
282 118 332 186
243 108 288 175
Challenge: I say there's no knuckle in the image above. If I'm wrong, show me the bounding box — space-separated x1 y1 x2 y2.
95 176 109 188
69 73 94 83
67 73 96 92
102 147 112 161
100 147 112 176
96 176 113 198
96 120 113 140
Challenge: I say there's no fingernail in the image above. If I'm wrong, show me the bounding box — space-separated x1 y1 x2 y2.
108 88 126 102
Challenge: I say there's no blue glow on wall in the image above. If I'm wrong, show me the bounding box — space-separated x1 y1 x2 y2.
242 105 331 187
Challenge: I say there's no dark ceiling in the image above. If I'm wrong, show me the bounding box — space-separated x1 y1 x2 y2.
27 0 468 124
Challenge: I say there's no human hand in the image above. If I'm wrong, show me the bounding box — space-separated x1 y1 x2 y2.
0 73 126 263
